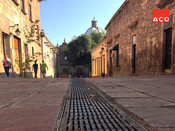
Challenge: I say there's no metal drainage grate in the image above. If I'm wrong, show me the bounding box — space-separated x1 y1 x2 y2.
58 79 146 131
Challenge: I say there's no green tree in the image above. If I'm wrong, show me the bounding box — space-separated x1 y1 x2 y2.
64 32 105 68
64 35 91 66
15 52 42 77
23 20 44 46
89 31 106 47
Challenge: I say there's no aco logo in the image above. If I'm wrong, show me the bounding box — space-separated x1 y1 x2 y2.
153 9 169 22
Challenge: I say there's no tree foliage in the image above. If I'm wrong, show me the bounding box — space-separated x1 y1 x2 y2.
15 20 43 77
15 52 42 73
90 31 106 46
64 32 105 67
23 20 45 46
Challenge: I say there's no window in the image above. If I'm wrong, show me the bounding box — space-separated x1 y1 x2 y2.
21 0 27 15
21 0 24 10
132 35 136 74
132 35 136 45
32 47 34 56
29 4 32 21
2 33 10 57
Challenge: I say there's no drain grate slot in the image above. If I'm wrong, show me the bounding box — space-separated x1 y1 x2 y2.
58 79 146 131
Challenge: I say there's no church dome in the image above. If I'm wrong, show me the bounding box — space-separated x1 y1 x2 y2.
85 18 103 36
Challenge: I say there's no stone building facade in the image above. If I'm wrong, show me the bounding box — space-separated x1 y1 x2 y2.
91 37 108 77
105 0 175 76
0 0 42 77
42 35 56 78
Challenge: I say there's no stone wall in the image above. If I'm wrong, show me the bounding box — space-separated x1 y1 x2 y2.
0 0 42 77
42 36 56 78
106 0 175 76
91 37 107 77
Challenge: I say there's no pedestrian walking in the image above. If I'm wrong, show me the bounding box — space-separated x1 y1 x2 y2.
2 54 12 77
33 60 38 78
41 60 48 78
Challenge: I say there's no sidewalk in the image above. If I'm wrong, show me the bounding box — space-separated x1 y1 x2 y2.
0 78 70 131
84 75 175 131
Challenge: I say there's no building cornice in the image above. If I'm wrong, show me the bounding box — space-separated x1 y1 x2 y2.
156 0 174 8
114 33 120 39
107 39 113 45
128 21 138 29
105 0 130 30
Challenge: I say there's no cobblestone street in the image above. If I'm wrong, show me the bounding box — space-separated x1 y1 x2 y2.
0 76 175 131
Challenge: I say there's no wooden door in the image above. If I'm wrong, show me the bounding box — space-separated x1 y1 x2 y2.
14 37 20 73
14 38 19 60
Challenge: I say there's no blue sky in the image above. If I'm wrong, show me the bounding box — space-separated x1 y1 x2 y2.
40 0 125 46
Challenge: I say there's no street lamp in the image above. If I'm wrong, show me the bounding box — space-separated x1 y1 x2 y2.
15 28 21 35
10 24 21 35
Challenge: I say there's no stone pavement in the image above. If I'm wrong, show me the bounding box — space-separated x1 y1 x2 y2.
84 75 175 131
0 78 70 131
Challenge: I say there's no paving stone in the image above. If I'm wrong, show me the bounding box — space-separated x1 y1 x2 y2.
0 78 70 131
84 75 175 130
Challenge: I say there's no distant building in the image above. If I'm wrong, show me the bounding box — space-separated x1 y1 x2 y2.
41 35 56 78
91 37 107 77
0 0 43 78
56 18 104 78
56 39 71 78
105 0 175 76
85 18 103 36
56 39 89 78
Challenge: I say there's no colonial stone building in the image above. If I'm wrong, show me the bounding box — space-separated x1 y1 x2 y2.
56 39 89 78
42 35 56 78
56 39 72 78
0 0 43 77
91 37 108 77
105 0 175 76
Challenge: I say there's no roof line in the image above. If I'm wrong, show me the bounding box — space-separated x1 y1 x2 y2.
105 0 130 30
44 35 54 47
